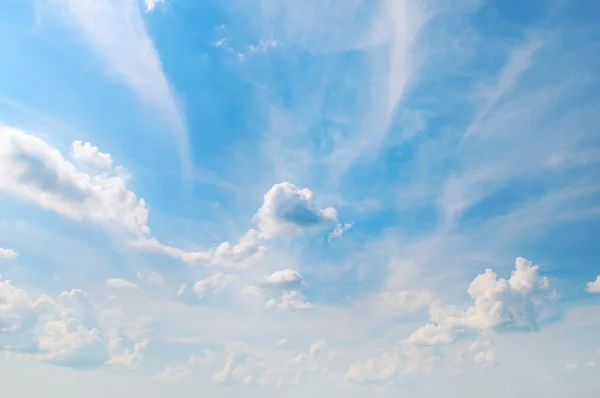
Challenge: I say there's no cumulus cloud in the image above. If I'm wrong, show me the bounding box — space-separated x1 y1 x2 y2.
1 281 151 370
212 341 264 385
328 223 353 241
136 183 338 267
0 126 150 236
193 273 235 299
252 182 338 238
71 141 113 170
468 337 497 368
266 291 314 311
407 257 555 346
586 275 600 293
262 269 306 290
106 278 139 290
106 329 148 370
345 345 437 384
0 280 54 333
247 270 314 311
0 248 19 259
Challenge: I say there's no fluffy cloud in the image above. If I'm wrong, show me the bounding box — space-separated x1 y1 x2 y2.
586 275 600 293
247 270 314 311
106 329 148 370
252 182 338 239
0 248 19 259
0 126 149 236
1 281 151 370
106 278 140 290
212 341 264 385
328 223 353 241
408 257 555 346
468 337 497 368
262 269 305 290
345 345 437 384
193 273 235 299
0 280 54 333
71 141 113 170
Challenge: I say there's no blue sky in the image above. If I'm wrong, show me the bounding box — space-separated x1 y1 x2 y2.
1 0 600 396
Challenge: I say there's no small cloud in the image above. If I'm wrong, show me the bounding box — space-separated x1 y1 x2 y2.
0 248 18 259
276 338 287 347
144 0 164 13
586 275 600 293
586 360 596 368
328 223 353 242
213 37 228 47
106 278 139 290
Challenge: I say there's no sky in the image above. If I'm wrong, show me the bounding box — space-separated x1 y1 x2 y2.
1 0 599 397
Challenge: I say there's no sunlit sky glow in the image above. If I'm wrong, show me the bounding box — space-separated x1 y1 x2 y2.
1 0 599 397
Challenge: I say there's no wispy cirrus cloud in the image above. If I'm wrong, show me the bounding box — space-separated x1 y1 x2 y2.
47 0 191 175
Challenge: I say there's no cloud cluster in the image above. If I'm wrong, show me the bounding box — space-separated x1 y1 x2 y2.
0 280 151 370
245 270 314 311
0 126 150 236
407 257 555 346
346 257 554 383
137 183 338 267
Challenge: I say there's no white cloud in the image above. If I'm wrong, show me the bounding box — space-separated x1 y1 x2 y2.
585 360 596 368
143 0 164 13
276 338 287 347
71 141 112 170
248 270 314 311
106 278 139 290
252 182 338 239
266 291 314 311
407 324 454 346
133 228 265 267
106 329 148 370
263 269 305 289
1 281 151 370
135 182 337 267
565 363 578 371
468 337 497 368
408 257 555 347
50 0 190 173
193 273 235 299
328 223 353 241
0 126 150 236
212 341 264 385
586 276 600 293
0 280 54 333
345 344 437 384
0 248 19 259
